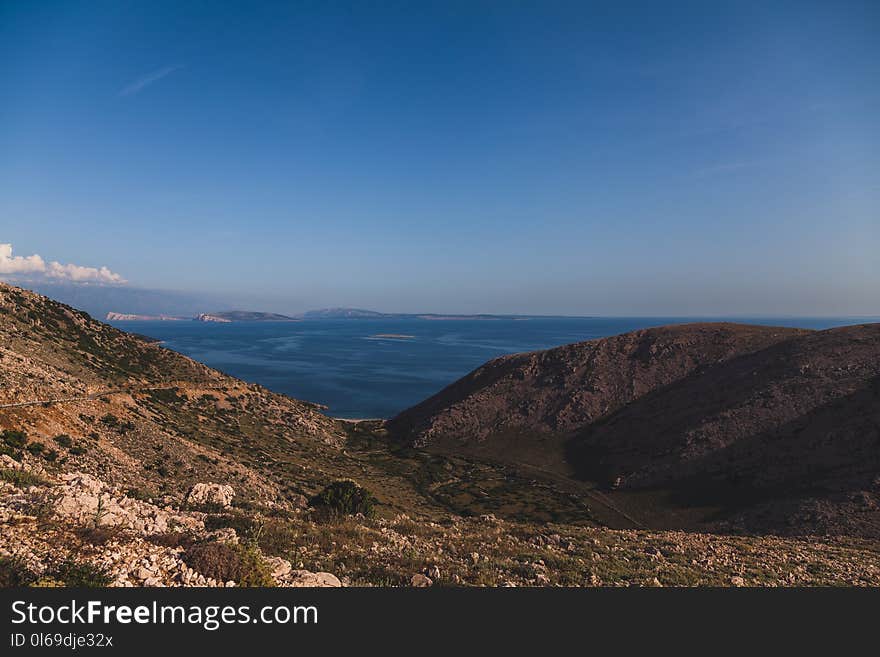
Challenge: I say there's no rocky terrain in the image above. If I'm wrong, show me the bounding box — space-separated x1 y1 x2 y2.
2 282 878 586
389 322 880 538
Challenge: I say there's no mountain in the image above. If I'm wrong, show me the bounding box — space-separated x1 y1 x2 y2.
301 307 544 320
2 283 878 587
389 323 880 537
196 311 297 322
302 307 393 319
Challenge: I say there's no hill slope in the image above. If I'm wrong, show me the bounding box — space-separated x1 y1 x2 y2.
389 322 880 537
388 323 807 467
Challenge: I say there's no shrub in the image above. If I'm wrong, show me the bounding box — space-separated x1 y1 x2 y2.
43 450 59 462
99 414 119 428
181 542 273 587
48 560 113 587
311 480 377 518
54 434 73 448
0 468 49 488
0 555 36 587
68 444 88 456
1 430 28 449
25 442 46 456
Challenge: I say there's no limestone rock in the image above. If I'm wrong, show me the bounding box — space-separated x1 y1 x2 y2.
186 483 235 508
410 573 433 587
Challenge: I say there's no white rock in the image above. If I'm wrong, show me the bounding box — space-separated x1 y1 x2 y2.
186 483 235 508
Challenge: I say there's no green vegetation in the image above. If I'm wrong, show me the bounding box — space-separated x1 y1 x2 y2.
1 429 28 460
53 434 73 448
0 555 36 587
311 480 377 518
99 414 119 428
0 468 50 488
181 541 273 587
25 442 46 456
47 559 113 587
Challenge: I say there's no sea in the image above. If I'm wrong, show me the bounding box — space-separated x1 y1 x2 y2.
109 316 876 419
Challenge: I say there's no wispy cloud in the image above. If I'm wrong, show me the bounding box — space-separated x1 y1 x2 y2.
119 65 180 97
0 243 126 284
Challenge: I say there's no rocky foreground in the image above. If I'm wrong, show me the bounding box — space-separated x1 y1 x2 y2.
2 453 879 588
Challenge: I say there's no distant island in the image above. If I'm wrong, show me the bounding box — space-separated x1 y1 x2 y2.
196 311 298 322
302 307 539 320
105 312 186 321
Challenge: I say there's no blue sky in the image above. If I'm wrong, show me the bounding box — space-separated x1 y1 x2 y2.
1 1 877 315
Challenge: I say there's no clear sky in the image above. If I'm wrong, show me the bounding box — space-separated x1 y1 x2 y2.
1 1 877 315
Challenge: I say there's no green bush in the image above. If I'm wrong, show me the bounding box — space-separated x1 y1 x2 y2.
54 434 73 448
26 442 46 456
311 480 377 518
1 430 28 449
0 468 49 488
48 560 113 587
181 542 273 587
0 555 36 587
99 414 119 428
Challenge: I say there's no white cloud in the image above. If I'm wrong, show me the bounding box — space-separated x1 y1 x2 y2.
0 243 126 284
119 66 180 97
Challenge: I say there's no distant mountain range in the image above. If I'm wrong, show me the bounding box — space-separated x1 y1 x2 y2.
103 306 548 322
302 307 540 320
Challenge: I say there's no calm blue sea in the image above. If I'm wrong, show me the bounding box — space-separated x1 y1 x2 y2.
110 317 876 419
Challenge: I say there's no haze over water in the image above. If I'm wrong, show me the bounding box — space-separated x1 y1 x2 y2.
111 317 874 419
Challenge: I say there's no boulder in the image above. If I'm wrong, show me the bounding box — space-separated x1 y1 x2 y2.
286 570 342 587
186 483 235 508
410 573 433 587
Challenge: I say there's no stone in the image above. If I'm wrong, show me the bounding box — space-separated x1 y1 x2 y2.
266 556 292 579
410 573 433 587
286 570 342 587
185 483 235 508
730 576 745 587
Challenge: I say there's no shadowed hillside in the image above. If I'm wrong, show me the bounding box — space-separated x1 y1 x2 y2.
390 322 880 537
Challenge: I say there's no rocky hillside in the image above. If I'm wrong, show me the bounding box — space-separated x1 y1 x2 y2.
389 322 880 537
2 283 878 586
388 323 807 468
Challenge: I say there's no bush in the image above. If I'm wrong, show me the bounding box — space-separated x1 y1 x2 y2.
48 560 113 587
26 442 46 456
311 480 377 518
1 430 27 460
68 444 88 456
0 555 36 587
1 430 28 449
99 414 119 428
0 468 49 488
181 542 273 587
54 435 73 448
